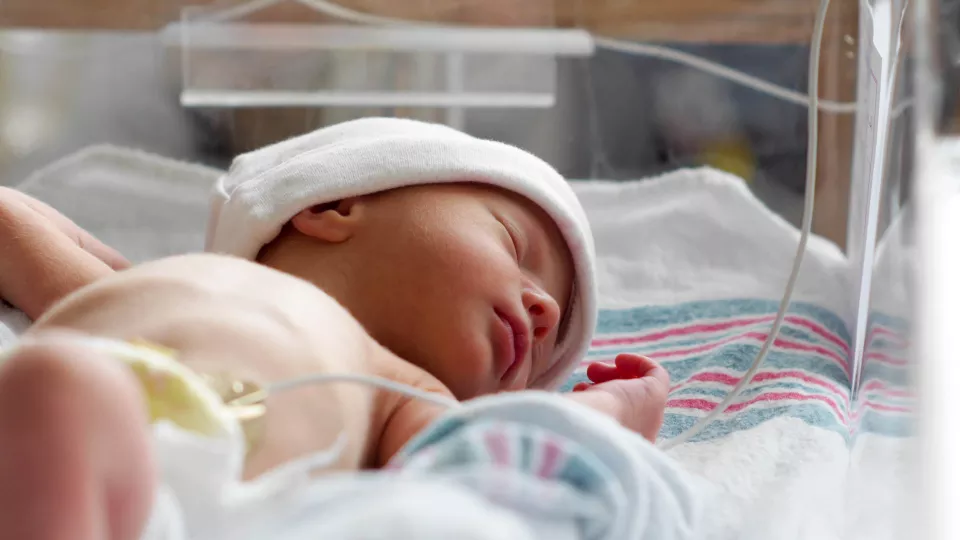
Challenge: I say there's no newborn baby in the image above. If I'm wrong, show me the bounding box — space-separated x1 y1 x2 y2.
0 119 669 540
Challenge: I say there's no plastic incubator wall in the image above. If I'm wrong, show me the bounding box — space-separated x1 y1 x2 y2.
0 1 949 536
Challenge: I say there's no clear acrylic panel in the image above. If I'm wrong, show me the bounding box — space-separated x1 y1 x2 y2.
167 6 593 110
0 0 936 537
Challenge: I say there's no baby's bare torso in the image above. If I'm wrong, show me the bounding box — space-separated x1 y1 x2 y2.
30 254 446 477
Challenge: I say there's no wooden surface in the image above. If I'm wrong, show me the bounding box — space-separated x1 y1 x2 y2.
812 0 858 249
4 0 837 44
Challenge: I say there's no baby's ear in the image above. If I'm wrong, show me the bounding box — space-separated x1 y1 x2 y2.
290 197 365 244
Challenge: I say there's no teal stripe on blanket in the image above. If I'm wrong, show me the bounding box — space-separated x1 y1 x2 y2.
596 299 853 345
567 299 912 443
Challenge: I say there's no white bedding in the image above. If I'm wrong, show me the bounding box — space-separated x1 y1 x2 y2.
0 146 914 539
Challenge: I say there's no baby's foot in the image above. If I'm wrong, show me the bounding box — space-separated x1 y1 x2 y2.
0 336 155 540
569 354 669 442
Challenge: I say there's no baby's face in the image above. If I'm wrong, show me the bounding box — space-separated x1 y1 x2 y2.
277 184 574 399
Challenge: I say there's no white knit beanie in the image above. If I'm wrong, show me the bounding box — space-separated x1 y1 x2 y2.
206 117 596 390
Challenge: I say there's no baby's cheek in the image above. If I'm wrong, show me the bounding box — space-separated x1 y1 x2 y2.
438 339 493 400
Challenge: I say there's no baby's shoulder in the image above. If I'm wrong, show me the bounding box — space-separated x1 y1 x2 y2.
365 346 453 436
370 349 452 399
366 349 455 467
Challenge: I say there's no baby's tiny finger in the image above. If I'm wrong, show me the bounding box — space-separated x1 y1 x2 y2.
76 229 132 271
586 362 620 383
612 353 646 378
615 353 662 378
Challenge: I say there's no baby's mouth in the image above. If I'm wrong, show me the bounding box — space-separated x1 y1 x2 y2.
495 309 528 382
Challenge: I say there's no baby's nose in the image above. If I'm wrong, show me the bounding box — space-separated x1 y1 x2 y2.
522 288 561 343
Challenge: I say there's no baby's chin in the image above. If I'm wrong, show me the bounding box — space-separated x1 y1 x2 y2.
442 366 499 401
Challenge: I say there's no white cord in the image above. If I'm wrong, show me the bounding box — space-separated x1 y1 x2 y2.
199 0 424 27
593 37 857 114
197 0 858 115
243 372 462 410
658 0 828 451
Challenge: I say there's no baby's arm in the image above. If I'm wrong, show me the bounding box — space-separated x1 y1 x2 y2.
375 354 669 466
374 366 451 468
565 354 669 442
0 188 129 319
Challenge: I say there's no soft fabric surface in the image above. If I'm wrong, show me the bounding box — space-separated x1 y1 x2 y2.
567 173 914 539
143 392 703 540
0 146 915 539
566 173 912 442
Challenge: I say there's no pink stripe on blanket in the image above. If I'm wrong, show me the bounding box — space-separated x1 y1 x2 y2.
860 380 913 399
484 430 511 466
537 438 564 479
854 401 912 415
591 332 850 376
674 369 847 398
788 317 851 355
592 315 850 356
865 326 908 348
726 392 845 418
667 391 847 421
863 351 908 367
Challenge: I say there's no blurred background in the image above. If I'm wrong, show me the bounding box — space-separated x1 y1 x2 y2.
0 0 957 248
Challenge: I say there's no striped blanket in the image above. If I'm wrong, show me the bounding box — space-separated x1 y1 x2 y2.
562 299 912 443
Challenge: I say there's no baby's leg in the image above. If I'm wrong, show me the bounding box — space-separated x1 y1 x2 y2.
0 337 155 540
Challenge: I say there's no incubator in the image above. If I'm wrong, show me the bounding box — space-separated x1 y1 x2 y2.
0 0 951 537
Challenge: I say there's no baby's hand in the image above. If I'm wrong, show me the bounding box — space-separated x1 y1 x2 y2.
567 354 669 442
0 188 130 271
0 188 130 318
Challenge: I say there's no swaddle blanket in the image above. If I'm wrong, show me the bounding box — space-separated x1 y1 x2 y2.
141 392 702 540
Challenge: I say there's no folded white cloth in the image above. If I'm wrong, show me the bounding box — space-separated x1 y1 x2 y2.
206 118 597 390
